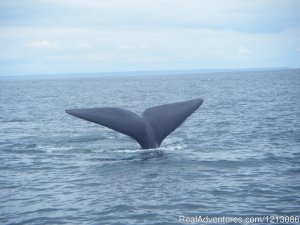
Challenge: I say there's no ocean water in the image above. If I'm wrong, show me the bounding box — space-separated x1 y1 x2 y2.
1 69 300 225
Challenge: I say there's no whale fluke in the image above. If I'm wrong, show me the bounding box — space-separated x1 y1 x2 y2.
66 98 203 149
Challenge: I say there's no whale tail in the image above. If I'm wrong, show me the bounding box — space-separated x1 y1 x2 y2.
66 98 203 149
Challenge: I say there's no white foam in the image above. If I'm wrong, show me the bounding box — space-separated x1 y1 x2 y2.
36 145 74 153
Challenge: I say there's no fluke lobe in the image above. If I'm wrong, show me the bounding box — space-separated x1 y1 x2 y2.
65 98 204 149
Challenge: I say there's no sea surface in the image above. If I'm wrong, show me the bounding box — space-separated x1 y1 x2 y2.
1 69 300 225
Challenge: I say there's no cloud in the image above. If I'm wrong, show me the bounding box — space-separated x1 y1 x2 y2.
1 0 300 33
0 0 300 76
117 45 132 50
238 46 252 55
28 40 59 49
117 44 149 51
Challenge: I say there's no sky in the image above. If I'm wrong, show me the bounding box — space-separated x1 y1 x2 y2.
0 0 300 76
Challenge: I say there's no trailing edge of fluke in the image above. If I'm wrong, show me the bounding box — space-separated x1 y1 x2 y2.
65 98 204 149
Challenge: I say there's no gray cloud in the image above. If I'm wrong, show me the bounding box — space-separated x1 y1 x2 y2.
0 0 299 75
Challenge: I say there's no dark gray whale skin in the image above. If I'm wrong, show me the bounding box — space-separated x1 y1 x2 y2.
65 98 204 149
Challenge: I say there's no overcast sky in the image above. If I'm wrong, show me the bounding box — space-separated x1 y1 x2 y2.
0 0 299 76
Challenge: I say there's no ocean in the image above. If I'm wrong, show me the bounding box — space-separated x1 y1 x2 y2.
1 69 300 224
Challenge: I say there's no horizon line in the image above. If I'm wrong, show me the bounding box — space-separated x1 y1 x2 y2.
0 67 299 80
